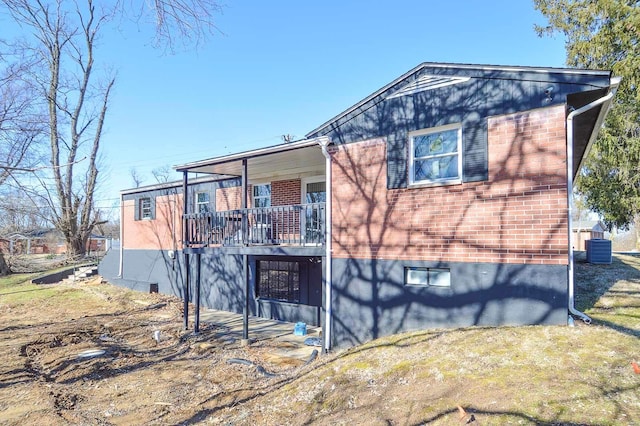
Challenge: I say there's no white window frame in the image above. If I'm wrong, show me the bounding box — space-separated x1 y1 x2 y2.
301 176 326 204
252 183 271 208
408 123 463 187
139 197 152 220
404 267 451 288
195 191 210 213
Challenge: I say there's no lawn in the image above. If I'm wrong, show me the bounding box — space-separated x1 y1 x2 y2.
0 253 638 425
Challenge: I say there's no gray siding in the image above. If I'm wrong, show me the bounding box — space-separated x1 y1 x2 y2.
308 66 610 189
100 248 324 325
330 257 568 348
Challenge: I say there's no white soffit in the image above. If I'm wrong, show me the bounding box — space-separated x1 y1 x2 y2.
387 75 470 99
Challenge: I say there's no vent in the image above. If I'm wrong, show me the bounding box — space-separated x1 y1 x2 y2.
586 239 612 265
387 75 470 99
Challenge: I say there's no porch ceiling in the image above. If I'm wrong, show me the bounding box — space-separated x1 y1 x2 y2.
175 140 326 181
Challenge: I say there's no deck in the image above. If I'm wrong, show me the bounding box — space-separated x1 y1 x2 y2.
183 203 326 248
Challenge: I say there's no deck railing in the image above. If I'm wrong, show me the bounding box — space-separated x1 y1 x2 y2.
183 203 326 247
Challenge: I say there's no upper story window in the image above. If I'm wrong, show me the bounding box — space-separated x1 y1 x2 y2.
139 197 152 220
195 192 210 213
253 184 271 208
409 123 462 186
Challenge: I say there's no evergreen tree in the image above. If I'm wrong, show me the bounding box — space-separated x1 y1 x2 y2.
535 0 640 246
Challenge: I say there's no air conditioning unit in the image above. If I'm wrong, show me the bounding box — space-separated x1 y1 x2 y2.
586 239 612 265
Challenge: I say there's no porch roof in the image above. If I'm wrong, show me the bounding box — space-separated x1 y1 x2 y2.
174 137 329 181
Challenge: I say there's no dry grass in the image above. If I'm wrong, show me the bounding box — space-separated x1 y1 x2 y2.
217 253 640 425
0 253 639 425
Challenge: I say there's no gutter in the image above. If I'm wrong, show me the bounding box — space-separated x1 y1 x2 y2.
317 136 333 352
566 76 620 324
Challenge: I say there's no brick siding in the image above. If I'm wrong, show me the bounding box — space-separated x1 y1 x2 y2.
215 186 242 211
122 193 183 250
331 105 569 265
215 179 302 211
271 179 301 206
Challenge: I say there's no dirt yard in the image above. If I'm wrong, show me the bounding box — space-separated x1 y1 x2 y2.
0 276 320 425
1 253 639 425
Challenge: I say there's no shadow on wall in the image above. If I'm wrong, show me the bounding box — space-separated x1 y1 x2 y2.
197 251 245 314
147 191 245 313
325 74 571 347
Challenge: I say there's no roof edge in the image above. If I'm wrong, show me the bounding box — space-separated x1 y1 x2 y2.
120 175 234 195
305 61 612 138
174 136 330 173
574 75 621 177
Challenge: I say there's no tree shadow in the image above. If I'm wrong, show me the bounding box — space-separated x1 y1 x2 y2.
313 71 577 347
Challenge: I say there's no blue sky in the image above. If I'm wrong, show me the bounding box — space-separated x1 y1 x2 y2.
4 1 569 217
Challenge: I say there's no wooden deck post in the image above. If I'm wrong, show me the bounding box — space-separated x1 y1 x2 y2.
194 252 201 334
241 159 249 341
183 252 190 330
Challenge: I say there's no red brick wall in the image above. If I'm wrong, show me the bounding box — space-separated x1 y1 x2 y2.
124 179 304 250
331 105 568 265
216 186 242 211
215 179 301 211
123 193 184 250
271 179 301 206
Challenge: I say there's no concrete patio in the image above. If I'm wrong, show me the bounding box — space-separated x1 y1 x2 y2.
198 308 322 362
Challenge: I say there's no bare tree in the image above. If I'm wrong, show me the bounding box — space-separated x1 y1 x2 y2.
281 134 296 143
152 164 173 183
1 0 223 258
130 167 145 188
0 39 46 275
2 0 116 256
0 188 49 233
0 59 44 187
123 0 223 50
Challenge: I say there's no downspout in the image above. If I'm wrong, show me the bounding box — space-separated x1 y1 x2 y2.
566 77 620 324
318 136 332 352
118 192 124 277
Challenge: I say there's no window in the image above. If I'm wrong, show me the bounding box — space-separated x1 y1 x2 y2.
139 197 152 220
195 192 210 213
253 184 271 208
256 260 300 303
405 267 451 287
304 180 326 203
409 124 462 185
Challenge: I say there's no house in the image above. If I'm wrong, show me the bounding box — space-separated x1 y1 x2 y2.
0 228 109 255
99 62 619 349
571 220 606 251
0 229 58 255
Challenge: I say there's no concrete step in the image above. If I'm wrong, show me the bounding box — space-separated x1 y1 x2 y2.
64 266 99 282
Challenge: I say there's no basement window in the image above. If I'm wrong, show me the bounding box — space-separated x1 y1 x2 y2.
256 260 300 303
405 267 451 287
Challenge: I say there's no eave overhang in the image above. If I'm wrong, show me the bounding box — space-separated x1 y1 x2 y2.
569 76 621 178
173 137 330 182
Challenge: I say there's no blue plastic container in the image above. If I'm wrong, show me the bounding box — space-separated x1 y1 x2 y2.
294 322 307 336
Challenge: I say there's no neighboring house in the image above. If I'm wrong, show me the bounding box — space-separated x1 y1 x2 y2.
100 62 619 350
572 220 606 251
0 229 59 255
0 228 108 255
